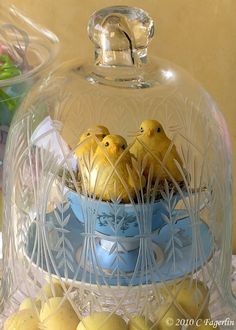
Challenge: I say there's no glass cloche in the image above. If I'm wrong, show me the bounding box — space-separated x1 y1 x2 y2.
0 3 59 185
1 5 235 330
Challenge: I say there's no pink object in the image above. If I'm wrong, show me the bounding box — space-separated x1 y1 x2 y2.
0 43 8 55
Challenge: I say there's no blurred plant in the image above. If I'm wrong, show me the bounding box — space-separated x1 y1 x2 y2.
0 53 21 112
0 54 21 79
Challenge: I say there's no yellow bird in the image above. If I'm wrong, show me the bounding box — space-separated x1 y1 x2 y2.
130 120 183 183
75 125 110 185
75 125 110 158
86 135 145 203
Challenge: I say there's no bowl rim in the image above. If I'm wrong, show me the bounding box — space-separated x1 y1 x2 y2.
66 188 172 209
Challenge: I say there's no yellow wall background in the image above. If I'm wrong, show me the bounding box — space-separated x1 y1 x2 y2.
8 0 236 250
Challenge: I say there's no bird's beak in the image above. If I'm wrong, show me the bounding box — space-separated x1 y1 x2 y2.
147 129 154 137
110 145 119 154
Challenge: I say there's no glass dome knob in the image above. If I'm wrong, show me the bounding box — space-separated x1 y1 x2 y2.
88 6 154 66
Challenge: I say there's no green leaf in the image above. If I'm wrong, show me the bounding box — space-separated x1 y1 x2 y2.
0 89 17 111
0 54 21 80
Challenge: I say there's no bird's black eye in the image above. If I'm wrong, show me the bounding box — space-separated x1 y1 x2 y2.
86 132 91 136
121 144 126 150
157 127 161 133
102 134 106 138
140 127 144 133
104 142 109 147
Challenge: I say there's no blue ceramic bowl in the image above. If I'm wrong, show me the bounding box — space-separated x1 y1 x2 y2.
67 190 188 237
